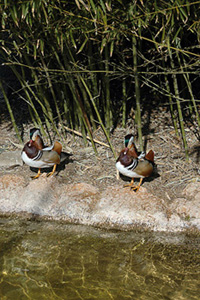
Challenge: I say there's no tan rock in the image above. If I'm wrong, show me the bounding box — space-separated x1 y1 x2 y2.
92 185 168 231
170 197 200 219
0 176 199 232
62 182 99 198
183 182 200 198
0 174 25 190
0 174 26 212
57 182 100 223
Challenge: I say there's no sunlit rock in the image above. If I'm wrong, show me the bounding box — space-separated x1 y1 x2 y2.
0 174 199 233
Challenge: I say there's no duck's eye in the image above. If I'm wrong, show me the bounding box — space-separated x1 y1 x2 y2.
123 151 126 155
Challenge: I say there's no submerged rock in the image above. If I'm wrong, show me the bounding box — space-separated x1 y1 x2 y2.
0 174 199 233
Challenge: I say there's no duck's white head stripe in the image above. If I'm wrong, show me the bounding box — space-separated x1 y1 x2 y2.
32 129 41 141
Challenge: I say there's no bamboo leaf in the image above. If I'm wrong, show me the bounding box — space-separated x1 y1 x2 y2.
22 3 29 20
100 37 107 54
1 15 6 29
99 0 106 13
13 40 21 57
33 44 37 60
179 6 188 23
69 29 77 49
10 5 18 26
75 0 81 10
77 37 88 54
89 0 96 14
40 39 44 56
110 39 114 57
4 0 7 8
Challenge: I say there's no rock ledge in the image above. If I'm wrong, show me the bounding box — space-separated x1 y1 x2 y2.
0 174 199 233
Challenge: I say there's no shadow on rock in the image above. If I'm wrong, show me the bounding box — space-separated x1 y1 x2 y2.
30 152 73 176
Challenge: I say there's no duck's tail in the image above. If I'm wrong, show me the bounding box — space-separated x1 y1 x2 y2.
53 141 62 155
145 150 154 162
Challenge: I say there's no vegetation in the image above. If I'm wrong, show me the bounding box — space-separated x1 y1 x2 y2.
0 0 200 158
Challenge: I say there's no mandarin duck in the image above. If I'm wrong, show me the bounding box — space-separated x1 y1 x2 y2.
21 128 62 179
116 135 154 191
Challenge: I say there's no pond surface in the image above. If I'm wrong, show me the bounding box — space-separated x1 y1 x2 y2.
0 217 199 300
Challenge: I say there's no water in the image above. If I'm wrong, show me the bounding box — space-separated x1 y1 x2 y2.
0 217 199 300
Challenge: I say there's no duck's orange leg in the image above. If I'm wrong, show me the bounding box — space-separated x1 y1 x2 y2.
123 178 134 188
131 178 143 192
47 164 57 177
32 168 41 179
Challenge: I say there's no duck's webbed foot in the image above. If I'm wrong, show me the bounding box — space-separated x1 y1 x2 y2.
47 164 57 177
130 178 143 192
123 178 134 188
31 168 41 180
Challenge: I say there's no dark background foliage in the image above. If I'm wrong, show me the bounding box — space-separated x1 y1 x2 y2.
0 0 200 156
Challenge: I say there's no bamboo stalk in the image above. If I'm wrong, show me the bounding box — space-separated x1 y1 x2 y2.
75 87 98 154
88 41 99 107
132 36 143 151
20 63 38 127
50 45 75 130
79 115 88 145
104 44 112 132
0 81 22 142
23 54 51 135
40 56 63 123
81 78 117 158
170 50 189 159
62 41 98 151
163 60 179 136
8 64 45 134
179 53 200 128
65 43 97 130
122 53 127 128
62 49 98 153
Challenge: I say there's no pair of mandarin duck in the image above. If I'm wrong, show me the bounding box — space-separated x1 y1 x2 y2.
22 129 154 191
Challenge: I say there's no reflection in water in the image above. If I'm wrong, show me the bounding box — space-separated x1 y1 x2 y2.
0 217 199 299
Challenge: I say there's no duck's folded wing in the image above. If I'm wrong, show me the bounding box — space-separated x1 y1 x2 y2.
134 160 153 177
41 150 60 164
